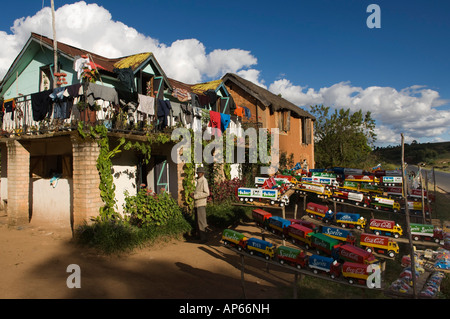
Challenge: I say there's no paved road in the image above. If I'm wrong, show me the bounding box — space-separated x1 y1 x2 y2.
407 166 450 193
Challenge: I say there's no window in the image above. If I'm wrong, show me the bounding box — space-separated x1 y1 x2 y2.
39 65 53 91
30 155 72 179
278 110 291 132
301 118 312 145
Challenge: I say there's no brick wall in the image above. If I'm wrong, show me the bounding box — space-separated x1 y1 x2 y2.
6 140 30 225
71 136 102 228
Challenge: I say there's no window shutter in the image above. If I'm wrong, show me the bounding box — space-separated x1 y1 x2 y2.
285 111 291 131
306 119 312 144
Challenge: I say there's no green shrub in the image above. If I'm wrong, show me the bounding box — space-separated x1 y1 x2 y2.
74 189 193 254
75 220 141 254
206 202 252 228
123 189 184 228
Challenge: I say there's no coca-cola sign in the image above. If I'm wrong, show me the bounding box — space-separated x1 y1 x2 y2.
369 219 394 229
344 264 367 275
340 249 360 261
361 234 388 245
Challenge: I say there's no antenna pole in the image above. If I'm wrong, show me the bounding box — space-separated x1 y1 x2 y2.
51 0 58 88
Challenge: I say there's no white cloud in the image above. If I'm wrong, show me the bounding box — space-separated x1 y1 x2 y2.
1 1 448 145
236 69 267 89
0 1 257 83
268 78 450 145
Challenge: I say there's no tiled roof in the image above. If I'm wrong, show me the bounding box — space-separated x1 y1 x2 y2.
30 33 152 74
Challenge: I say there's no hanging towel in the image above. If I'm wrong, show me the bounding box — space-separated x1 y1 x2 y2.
138 94 155 115
220 113 231 133
234 106 245 117
31 90 53 121
208 110 222 137
242 106 251 119
181 104 193 124
73 56 91 80
172 87 191 102
197 94 210 107
114 67 136 92
157 99 172 129
85 83 119 107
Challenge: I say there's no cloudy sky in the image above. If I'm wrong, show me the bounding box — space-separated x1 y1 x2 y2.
0 0 449 146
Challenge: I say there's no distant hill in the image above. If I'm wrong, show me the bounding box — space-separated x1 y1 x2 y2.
372 141 450 170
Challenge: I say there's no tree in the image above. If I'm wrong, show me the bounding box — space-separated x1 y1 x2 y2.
310 105 376 168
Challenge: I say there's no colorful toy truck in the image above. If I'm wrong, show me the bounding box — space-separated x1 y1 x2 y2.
308 255 341 278
310 232 341 256
222 229 248 251
333 243 378 264
286 224 313 249
368 218 403 238
359 233 399 258
341 262 371 285
410 223 444 243
332 189 370 207
371 196 400 212
276 246 308 269
296 182 333 198
310 172 339 187
237 187 289 206
335 212 366 230
246 237 275 260
252 209 272 228
305 202 334 223
321 226 356 244
291 219 318 231
381 175 402 187
268 216 292 235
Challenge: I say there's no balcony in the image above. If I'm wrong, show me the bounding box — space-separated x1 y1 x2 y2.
1 83 242 140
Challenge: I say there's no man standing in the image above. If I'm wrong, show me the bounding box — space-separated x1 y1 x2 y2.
192 166 210 243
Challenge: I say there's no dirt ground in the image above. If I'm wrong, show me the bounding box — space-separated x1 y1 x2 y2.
0 214 295 299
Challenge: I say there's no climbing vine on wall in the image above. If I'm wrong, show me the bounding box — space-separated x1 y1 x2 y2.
78 122 124 221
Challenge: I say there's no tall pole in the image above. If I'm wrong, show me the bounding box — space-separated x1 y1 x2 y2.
401 134 417 298
419 168 426 222
51 0 58 88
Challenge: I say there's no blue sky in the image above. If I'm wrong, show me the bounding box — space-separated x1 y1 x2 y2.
0 0 449 146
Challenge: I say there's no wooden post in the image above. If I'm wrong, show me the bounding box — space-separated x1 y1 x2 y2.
401 133 417 298
240 255 247 299
425 172 431 221
419 168 426 223
293 273 298 299
282 205 286 245
294 203 298 220
432 167 436 218
51 0 58 88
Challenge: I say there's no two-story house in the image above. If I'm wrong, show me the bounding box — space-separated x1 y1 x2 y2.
0 33 240 230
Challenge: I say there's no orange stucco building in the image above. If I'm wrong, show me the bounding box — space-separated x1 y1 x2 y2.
222 73 315 171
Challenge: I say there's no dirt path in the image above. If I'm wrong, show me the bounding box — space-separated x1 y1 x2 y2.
0 215 294 299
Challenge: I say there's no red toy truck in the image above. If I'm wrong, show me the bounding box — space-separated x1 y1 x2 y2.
369 218 403 238
305 202 334 223
286 224 314 249
333 243 378 264
342 262 372 285
252 209 272 228
276 246 308 269
359 233 399 258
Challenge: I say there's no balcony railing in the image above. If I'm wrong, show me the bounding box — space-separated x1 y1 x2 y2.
1 87 242 139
